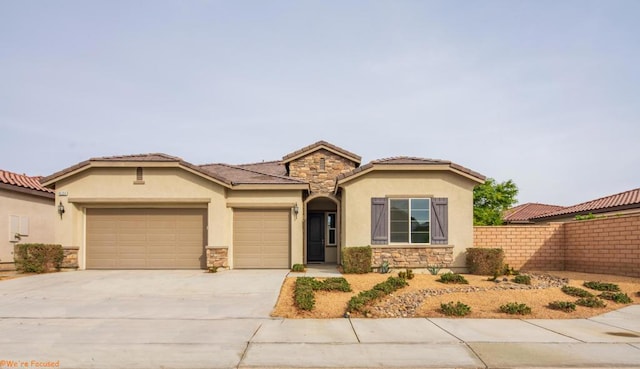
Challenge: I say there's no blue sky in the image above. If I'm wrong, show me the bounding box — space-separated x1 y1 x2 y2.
1 1 638 206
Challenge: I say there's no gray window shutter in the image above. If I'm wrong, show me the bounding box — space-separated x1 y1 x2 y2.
371 198 388 245
431 197 448 244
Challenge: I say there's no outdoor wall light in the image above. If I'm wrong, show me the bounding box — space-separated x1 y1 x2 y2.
293 203 299 215
57 202 65 218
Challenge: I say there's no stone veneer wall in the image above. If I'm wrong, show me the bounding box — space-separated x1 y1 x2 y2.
371 246 454 269
206 246 229 269
61 246 79 269
288 149 357 193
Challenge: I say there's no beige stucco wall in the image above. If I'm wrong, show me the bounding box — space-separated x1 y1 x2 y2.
52 166 304 269
0 189 55 265
340 170 477 269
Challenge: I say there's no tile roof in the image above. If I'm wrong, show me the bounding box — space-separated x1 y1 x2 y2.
282 140 362 164
533 187 640 219
89 153 182 162
199 163 307 185
236 161 288 177
503 203 566 223
336 157 486 182
0 169 54 194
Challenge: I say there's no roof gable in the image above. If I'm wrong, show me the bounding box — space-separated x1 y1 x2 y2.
336 156 486 185
282 140 361 165
533 188 640 220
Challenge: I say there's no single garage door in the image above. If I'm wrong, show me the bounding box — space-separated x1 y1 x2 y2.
233 209 290 268
86 208 206 269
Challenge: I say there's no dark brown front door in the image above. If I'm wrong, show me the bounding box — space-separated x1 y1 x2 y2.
307 212 324 262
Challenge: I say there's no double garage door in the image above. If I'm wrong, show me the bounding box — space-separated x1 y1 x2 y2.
86 208 206 269
85 208 290 269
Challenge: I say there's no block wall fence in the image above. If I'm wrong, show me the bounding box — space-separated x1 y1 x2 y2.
474 213 640 278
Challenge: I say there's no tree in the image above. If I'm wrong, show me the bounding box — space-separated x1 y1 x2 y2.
473 178 519 225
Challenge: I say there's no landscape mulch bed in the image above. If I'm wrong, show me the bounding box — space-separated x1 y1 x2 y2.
271 271 640 319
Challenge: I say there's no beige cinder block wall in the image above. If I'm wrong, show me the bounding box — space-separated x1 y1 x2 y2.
1 189 55 264
340 171 476 269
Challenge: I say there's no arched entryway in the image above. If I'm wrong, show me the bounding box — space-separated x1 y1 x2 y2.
305 195 339 264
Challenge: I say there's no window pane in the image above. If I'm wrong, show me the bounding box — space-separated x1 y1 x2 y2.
411 232 429 243
329 229 336 244
411 198 429 210
390 200 409 221
391 232 409 243
390 220 409 233
411 209 429 224
327 213 336 229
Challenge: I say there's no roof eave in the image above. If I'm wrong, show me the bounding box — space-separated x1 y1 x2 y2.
231 183 310 191
282 144 361 165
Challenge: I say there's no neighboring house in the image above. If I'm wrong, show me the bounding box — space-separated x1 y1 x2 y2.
531 187 640 223
41 141 485 271
502 203 565 224
0 169 55 268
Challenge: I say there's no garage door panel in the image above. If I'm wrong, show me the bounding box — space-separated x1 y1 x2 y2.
86 208 206 269
233 209 290 269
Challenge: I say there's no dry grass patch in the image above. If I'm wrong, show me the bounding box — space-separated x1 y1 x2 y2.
271 270 640 319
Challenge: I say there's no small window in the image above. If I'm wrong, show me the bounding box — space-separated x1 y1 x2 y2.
319 158 326 171
134 167 145 184
389 198 430 244
327 213 336 245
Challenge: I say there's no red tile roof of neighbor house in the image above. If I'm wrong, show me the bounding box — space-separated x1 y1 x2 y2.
503 203 566 223
533 187 640 220
0 169 54 194
335 157 486 182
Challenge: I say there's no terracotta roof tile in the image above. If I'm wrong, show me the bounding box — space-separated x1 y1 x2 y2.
199 163 307 185
0 169 54 194
282 140 362 163
533 188 640 219
336 156 486 182
503 203 565 223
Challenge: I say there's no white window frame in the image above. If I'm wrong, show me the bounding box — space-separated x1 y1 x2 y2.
388 198 431 244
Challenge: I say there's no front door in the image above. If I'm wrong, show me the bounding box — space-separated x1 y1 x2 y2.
307 212 325 262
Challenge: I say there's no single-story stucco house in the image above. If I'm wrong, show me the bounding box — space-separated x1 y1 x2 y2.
1 169 55 268
41 141 485 271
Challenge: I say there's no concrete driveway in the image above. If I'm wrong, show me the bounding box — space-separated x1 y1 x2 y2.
0 270 289 369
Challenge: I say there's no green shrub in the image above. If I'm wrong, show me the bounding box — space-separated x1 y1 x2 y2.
599 292 633 304
14 243 63 273
513 274 531 285
207 266 218 273
294 277 352 311
440 301 471 316
347 276 408 313
291 264 305 272
427 265 442 275
548 301 576 312
583 281 620 292
398 269 414 280
561 286 594 298
466 248 504 275
499 302 532 315
576 297 607 308
342 246 372 274
437 272 469 284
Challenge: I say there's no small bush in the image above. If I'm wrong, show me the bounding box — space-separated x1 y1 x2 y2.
576 297 607 308
548 301 576 312
584 281 620 292
14 243 63 273
427 265 442 275
599 292 633 304
513 274 531 285
466 248 504 275
440 301 471 316
347 276 408 313
500 302 532 315
398 269 415 280
342 246 372 274
291 264 305 272
207 266 218 273
561 286 594 298
294 277 352 311
437 272 469 284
